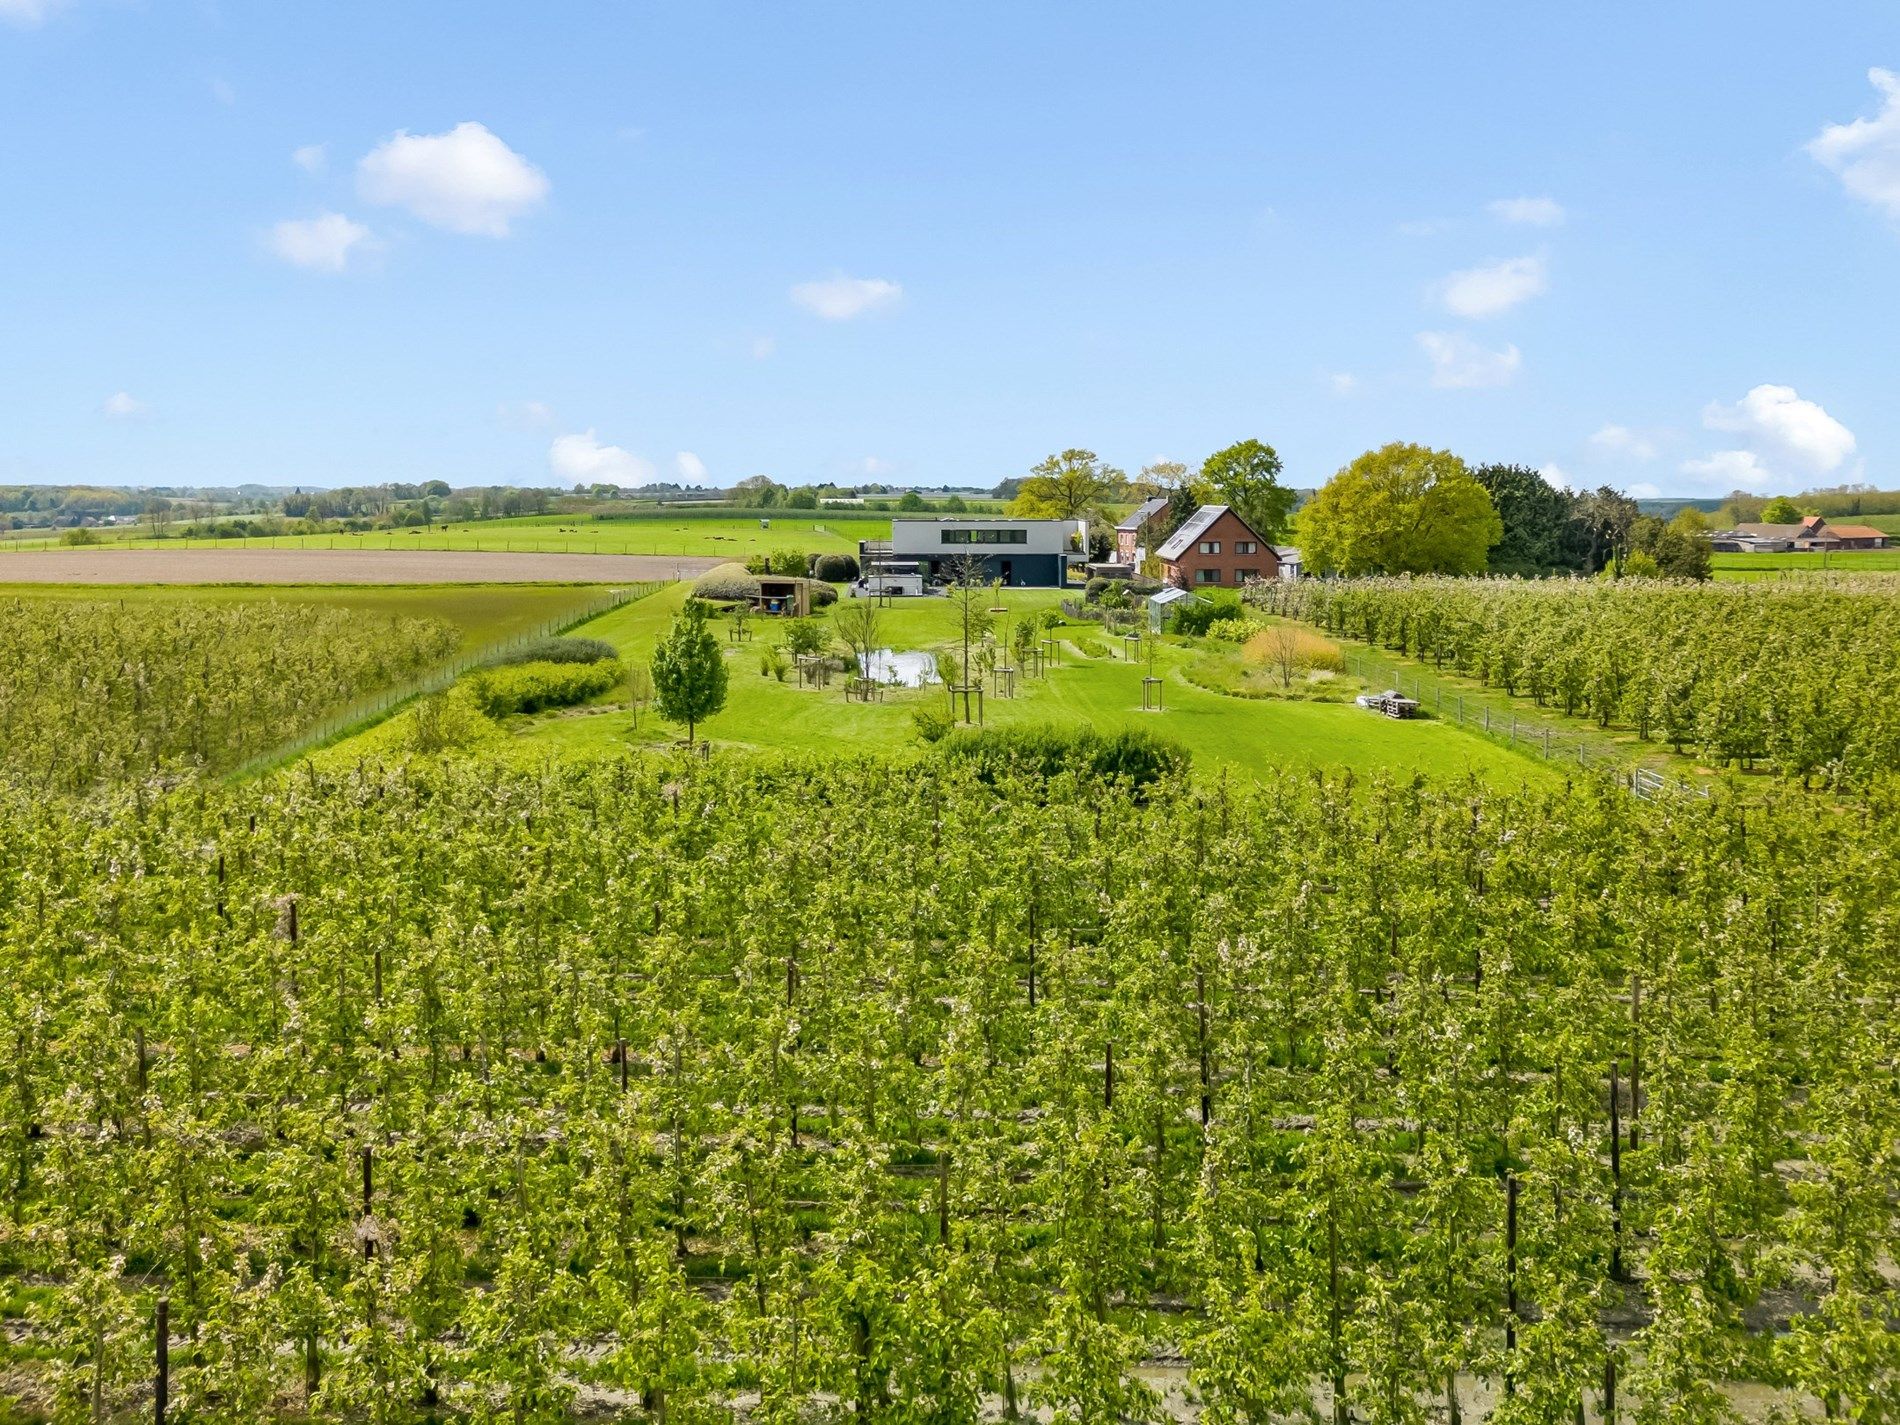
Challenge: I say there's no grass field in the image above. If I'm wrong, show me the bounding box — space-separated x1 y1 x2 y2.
0 510 892 559
1711 547 1900 580
0 581 617 653
333 583 1551 784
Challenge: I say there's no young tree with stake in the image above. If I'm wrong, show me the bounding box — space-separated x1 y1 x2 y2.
651 599 729 745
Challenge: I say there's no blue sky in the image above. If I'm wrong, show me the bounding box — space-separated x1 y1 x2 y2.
2 3 1896 497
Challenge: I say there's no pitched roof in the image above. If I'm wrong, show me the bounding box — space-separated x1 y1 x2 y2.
1817 523 1886 540
1152 505 1229 562
1733 522 1806 539
1115 497 1168 532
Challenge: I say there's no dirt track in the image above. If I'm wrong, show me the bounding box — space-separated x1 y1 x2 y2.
0 549 722 585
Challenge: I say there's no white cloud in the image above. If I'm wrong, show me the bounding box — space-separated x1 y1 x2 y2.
1703 383 1855 475
1328 372 1358 396
1437 254 1547 318
1809 68 1900 220
292 144 328 175
675 451 708 483
1538 462 1571 489
0 0 68 25
1488 196 1565 227
549 431 655 487
751 335 776 360
267 212 375 273
1589 424 1658 461
103 391 149 420
1417 331 1521 389
790 275 902 321
1680 449 1773 494
358 122 549 237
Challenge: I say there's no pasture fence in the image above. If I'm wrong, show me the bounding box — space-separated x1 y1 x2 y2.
231 582 664 779
1342 651 1712 801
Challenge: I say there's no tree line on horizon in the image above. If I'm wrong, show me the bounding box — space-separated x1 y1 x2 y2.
991 440 1715 580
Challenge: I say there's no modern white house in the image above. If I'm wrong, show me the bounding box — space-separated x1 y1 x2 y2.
861 517 1087 588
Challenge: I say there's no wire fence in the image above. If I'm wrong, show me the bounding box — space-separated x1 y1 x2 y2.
1343 651 1711 801
231 582 664 779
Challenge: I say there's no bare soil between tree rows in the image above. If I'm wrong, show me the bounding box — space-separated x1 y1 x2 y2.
0 548 722 585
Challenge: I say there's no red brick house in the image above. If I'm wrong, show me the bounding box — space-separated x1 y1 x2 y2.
1156 505 1280 589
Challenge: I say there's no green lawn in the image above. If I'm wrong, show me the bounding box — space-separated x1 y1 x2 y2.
343 584 1553 785
0 582 616 653
0 511 892 559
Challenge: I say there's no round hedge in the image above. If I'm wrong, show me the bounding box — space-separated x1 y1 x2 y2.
692 563 762 602
811 553 860 582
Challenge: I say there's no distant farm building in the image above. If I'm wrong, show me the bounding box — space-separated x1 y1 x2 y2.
1712 515 1890 553
1156 505 1281 589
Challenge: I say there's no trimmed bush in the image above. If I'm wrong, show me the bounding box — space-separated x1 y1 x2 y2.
693 563 761 602
806 580 838 609
812 552 860 582
936 723 1188 795
468 658 623 717
487 636 618 667
1168 591 1246 636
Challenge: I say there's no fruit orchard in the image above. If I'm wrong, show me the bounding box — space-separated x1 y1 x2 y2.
1248 576 1900 789
1 755 1893 1420
0 599 457 794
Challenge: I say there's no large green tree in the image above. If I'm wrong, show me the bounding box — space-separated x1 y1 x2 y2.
1008 449 1127 524
1129 460 1190 504
1471 463 1588 574
1759 495 1803 524
1572 485 1640 573
1200 439 1297 542
1630 515 1713 581
1296 443 1501 575
650 598 729 743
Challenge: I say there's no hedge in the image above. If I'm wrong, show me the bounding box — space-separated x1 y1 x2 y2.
468 658 623 717
486 636 619 667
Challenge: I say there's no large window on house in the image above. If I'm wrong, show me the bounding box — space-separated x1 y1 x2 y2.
1235 568 1260 582
1195 567 1221 584
940 528 1029 545
1235 540 1257 554
1198 540 1221 555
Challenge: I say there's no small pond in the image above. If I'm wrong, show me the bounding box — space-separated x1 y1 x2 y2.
858 648 938 687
